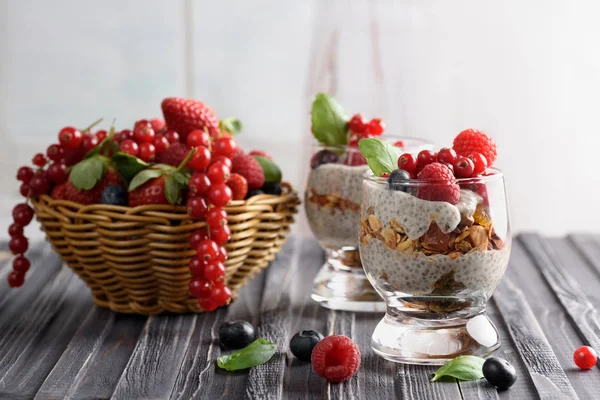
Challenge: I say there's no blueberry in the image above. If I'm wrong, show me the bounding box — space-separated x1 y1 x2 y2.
245 189 264 199
387 169 411 192
219 320 255 349
101 185 128 206
483 357 517 390
310 150 338 169
289 329 324 361
262 182 282 195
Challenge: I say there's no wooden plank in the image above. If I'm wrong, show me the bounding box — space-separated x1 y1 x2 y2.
567 234 600 294
395 364 462 400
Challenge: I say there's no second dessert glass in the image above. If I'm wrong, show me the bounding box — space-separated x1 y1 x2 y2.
305 137 431 311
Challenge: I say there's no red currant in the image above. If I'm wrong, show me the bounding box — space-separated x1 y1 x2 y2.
187 130 210 148
380 172 390 178
574 346 597 370
189 229 209 248
208 184 232 207
150 118 165 131
117 129 134 142
204 261 226 283
210 283 232 306
9 236 28 254
216 246 227 262
189 173 211 197
198 297 218 311
196 239 220 262
187 146 212 171
187 197 208 219
119 139 139 157
468 152 488 176
16 166 34 183
63 147 85 166
348 134 360 147
19 183 30 197
134 120 155 143
81 132 99 153
96 130 108 141
190 278 212 297
417 150 436 167
29 174 52 195
58 127 83 149
397 153 417 176
365 118 385 136
46 144 64 162
13 203 34 226
153 135 170 154
207 163 230 184
213 138 237 159
453 156 475 178
437 148 457 165
393 140 405 148
47 163 68 184
348 114 367 134
164 130 180 144
211 225 231 245
206 207 227 229
32 153 47 167
210 156 232 170
189 257 207 278
13 255 30 273
138 142 156 162
8 223 23 237
8 271 25 288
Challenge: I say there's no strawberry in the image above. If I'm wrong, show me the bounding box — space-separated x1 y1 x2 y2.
161 97 220 141
64 169 124 205
248 150 272 160
128 176 169 207
157 142 190 167
50 182 67 200
231 154 265 190
226 173 248 200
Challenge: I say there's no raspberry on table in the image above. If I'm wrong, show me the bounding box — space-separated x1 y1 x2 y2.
311 335 361 383
453 129 497 166
416 163 460 204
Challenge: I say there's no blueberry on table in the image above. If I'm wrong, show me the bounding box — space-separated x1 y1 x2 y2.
219 320 256 349
262 182 282 195
387 169 411 192
482 357 517 390
101 185 128 206
289 330 324 361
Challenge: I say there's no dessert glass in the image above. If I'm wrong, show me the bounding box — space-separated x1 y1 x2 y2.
359 169 511 364
305 138 432 312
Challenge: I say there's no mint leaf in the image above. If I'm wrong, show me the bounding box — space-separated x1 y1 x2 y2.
112 152 149 183
220 117 243 135
216 338 277 371
69 156 106 190
310 93 349 145
252 156 282 183
358 138 403 176
171 171 190 186
164 174 183 205
431 356 485 382
129 169 164 191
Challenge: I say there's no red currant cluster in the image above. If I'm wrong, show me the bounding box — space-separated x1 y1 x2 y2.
7 204 34 287
347 113 386 146
397 149 488 179
116 118 168 161
183 130 238 310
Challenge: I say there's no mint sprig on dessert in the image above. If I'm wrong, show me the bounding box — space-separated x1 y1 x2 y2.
357 138 403 176
310 93 349 145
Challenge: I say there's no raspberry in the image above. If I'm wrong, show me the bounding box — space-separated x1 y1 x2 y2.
157 142 190 167
231 154 264 190
50 182 67 200
248 150 272 160
416 163 460 204
64 169 124 205
226 173 248 200
453 129 497 166
161 97 220 141
311 335 361 382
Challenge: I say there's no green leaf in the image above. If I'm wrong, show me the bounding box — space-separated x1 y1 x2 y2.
69 156 106 190
128 169 164 191
84 138 108 159
431 356 485 382
164 174 183 204
112 152 150 183
310 93 349 145
358 138 404 176
216 338 277 371
252 156 282 183
220 117 243 135
172 170 190 186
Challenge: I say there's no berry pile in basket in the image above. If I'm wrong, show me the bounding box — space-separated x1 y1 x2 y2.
8 97 284 312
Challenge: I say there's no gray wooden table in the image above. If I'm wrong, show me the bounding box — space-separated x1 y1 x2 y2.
1 233 600 399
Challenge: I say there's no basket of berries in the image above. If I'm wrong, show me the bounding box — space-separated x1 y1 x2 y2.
8 97 299 315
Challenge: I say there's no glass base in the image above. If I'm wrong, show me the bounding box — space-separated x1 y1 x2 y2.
311 248 385 312
372 310 500 365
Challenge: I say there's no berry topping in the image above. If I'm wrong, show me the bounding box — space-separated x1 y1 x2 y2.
436 147 457 165
289 330 324 361
453 156 475 178
231 154 265 190
101 185 128 206
417 150 436 167
416 163 460 204
311 335 361 382
365 118 385 136
393 140 405 148
453 129 497 166
468 152 488 176
16 166 34 183
161 97 220 140
348 113 367 134
219 321 256 349
482 357 517 390
226 173 248 200
397 153 416 177
574 346 597 370
388 169 411 192
310 150 339 169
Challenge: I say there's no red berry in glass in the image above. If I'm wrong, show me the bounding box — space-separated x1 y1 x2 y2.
216 246 227 262
81 132 99 153
32 153 47 167
207 163 230 184
206 207 227 228
204 261 226 283
437 147 457 165
13 255 30 273
29 174 51 195
211 283 232 305
196 239 220 262
9 236 28 255
198 297 218 311
397 153 416 176
188 146 211 171
8 271 25 288
189 257 207 278
164 130 180 144
213 138 238 159
365 118 385 136
138 142 156 162
348 135 359 147
208 184 232 207
210 156 233 170
187 130 210 148
189 278 212 297
58 127 83 149
134 121 155 143
468 152 488 176
19 183 30 197
8 223 23 238
189 229 209 248
187 196 208 219
393 140 405 148
417 150 436 167
211 224 231 245
46 144 64 162
117 129 134 142
189 173 211 197
348 113 367 134
574 346 597 370
16 166 34 183
453 156 475 178
119 139 139 157
47 163 68 184
13 203 34 226
96 130 108 141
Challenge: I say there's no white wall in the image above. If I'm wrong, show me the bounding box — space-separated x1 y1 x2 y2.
1 0 599 240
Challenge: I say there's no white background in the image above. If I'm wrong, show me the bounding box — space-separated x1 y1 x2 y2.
1 0 599 240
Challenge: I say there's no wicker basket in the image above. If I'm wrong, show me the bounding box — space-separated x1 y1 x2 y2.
32 183 299 315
